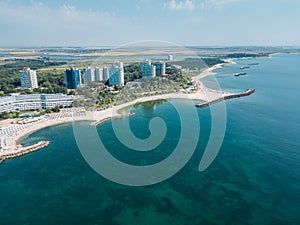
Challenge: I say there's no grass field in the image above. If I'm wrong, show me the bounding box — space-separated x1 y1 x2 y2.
9 51 38 55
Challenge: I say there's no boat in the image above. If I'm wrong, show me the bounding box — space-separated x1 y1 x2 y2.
248 63 259 66
240 66 250 69
234 72 247 77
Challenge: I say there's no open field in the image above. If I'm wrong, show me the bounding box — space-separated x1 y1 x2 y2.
9 51 38 55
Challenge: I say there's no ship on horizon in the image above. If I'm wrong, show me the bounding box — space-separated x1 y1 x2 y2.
234 72 247 76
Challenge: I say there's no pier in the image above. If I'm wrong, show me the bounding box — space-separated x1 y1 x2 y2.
196 89 255 108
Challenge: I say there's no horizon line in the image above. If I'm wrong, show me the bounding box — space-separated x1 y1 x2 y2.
1 45 300 49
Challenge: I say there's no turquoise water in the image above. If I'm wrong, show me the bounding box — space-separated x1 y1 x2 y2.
0 54 299 225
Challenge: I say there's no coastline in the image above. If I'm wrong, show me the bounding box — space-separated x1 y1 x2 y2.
13 117 89 146
0 60 250 160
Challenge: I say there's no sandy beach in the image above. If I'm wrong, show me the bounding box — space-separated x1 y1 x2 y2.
0 110 89 155
0 63 228 157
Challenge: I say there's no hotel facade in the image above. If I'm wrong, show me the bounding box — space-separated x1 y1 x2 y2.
19 67 38 89
82 67 104 84
153 61 166 76
0 94 80 113
109 62 125 86
140 60 157 78
64 68 81 89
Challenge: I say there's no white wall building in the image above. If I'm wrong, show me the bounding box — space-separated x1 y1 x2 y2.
19 67 38 89
109 62 124 86
103 67 110 81
0 94 80 113
141 65 156 78
82 67 95 84
82 67 106 84
94 67 103 82
140 60 156 78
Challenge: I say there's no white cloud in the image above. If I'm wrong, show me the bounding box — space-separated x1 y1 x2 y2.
163 0 241 12
201 0 242 8
165 0 195 11
0 1 121 45
0 2 118 28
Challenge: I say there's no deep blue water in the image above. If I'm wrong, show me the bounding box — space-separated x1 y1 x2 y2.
0 54 299 225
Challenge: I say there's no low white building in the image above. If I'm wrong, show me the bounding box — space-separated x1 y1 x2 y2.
0 93 80 113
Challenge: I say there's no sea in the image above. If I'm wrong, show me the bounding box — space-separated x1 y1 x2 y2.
0 53 299 225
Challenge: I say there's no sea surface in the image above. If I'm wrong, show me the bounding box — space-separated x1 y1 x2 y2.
0 54 299 225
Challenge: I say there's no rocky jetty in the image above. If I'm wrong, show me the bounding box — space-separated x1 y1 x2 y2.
196 89 255 108
0 141 50 164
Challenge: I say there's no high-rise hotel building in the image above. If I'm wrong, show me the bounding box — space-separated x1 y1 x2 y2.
109 62 124 86
82 67 104 84
82 67 94 84
153 61 165 76
94 67 103 82
19 67 38 89
140 60 156 78
140 60 151 69
103 67 110 81
64 68 81 89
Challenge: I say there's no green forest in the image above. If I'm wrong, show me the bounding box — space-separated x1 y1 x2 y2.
0 58 66 95
0 57 224 98
169 57 224 71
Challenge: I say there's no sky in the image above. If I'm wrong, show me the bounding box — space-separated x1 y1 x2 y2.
0 0 300 47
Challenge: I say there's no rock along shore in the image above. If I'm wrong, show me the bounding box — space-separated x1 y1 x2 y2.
0 141 50 164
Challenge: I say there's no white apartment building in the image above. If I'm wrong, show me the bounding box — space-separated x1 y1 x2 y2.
94 67 103 82
19 67 38 89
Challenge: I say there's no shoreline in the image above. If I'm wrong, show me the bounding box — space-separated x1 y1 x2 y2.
12 62 226 142
0 90 211 157
0 110 90 155
0 60 253 160
14 118 91 147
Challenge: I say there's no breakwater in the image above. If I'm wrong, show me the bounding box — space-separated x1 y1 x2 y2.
196 89 255 108
90 113 135 126
0 141 50 164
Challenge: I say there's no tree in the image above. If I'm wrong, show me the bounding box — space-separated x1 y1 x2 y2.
52 106 60 112
68 90 76 95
